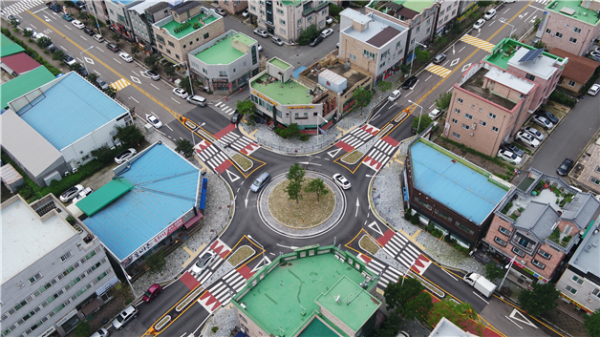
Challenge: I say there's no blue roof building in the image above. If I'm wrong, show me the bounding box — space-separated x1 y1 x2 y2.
405 138 512 249
83 142 203 272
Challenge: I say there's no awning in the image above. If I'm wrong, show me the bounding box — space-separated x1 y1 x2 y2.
81 298 103 317
184 212 203 229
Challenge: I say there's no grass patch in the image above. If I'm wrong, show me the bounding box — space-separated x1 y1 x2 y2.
359 235 379 255
268 178 335 228
342 150 363 164
232 153 252 171
227 245 255 267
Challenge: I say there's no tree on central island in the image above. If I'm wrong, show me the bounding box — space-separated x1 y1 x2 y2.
285 163 305 203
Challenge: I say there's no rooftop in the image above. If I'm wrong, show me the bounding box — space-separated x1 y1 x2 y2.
250 73 314 105
460 66 521 111
1 33 24 57
394 0 435 14
128 0 158 14
485 39 565 79
268 57 291 70
157 11 218 39
304 62 368 90
1 52 41 74
549 48 599 84
430 317 475 337
17 73 129 151
410 138 511 225
83 143 200 261
341 9 406 48
298 318 339 337
569 214 600 279
485 66 535 94
280 0 304 6
0 66 55 109
194 33 255 65
545 0 600 26
232 247 378 337
1 195 77 284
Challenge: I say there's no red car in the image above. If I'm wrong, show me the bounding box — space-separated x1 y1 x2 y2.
143 284 162 303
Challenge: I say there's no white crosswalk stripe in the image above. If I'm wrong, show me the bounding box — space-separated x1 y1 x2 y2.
1 0 45 16
535 0 550 4
218 133 253 152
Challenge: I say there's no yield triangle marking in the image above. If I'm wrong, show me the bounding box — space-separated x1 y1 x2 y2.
508 309 538 328
251 256 271 272
367 221 383 236
328 147 342 158
225 169 240 183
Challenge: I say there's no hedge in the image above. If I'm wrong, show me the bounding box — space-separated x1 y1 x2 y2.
1 27 62 76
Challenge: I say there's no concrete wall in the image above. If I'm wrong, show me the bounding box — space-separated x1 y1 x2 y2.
557 267 600 314
339 33 379 76
540 12 600 57
0 145 68 187
507 64 562 112
218 0 247 15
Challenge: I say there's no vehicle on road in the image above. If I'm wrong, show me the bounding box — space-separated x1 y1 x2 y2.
498 149 522 165
483 8 496 20
401 76 418 90
522 126 544 141
96 78 109 90
83 27 94 36
515 131 540 148
242 9 249 17
257 44 263 52
271 36 284 46
215 7 226 16
93 34 104 42
326 16 333 25
588 83 600 96
473 19 485 30
535 110 558 124
106 43 119 52
119 52 133 62
429 108 443 120
7 14 19 25
532 115 554 129
254 28 268 38
142 284 162 303
187 95 207 106
333 174 351 190
114 148 137 164
62 14 73 21
433 53 446 64
172 88 189 99
34 32 49 41
321 28 334 38
60 185 84 203
47 2 61 12
72 187 93 204
90 328 109 337
500 143 524 157
145 69 160 80
112 305 138 330
63 54 76 66
309 35 323 47
251 172 271 192
463 272 497 298
231 111 241 124
557 158 574 176
146 114 163 128
388 90 401 102
72 20 84 29
191 251 216 276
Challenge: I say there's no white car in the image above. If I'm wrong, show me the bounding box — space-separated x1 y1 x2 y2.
59 184 85 202
429 108 442 120
588 84 600 96
173 88 189 99
90 328 109 337
242 9 249 17
473 19 485 30
191 250 216 276
146 114 163 128
388 90 401 102
333 174 351 190
72 20 84 29
114 148 137 164
532 115 554 129
498 149 522 165
112 305 138 330
93 34 104 42
321 28 334 38
483 8 496 20
119 52 133 63
515 131 540 148
522 126 544 141
326 16 333 25
72 187 93 204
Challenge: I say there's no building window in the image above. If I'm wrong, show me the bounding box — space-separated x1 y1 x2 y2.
277 8 283 14
454 108 460 114
433 208 453 222
452 118 458 124
456 223 474 235
498 226 511 236
349 53 356 61
452 132 460 139
595 166 600 174
176 54 180 60
60 252 72 262
219 70 227 77
591 177 600 185
363 50 375 60
569 37 577 44
565 285 577 295
202 68 207 74
569 275 584 285
414 197 432 210
525 73 535 81
462 123 470 130
457 98 463 103
168 41 174 47
555 32 563 38
479 121 487 126
204 33 209 39
593 288 600 298
465 113 473 120
492 126 499 132
298 18 302 24
545 28 551 34
537 249 551 259
494 237 507 246
280 28 286 34
29 273 42 284
156 35 165 43
280 19 285 25
512 247 524 257
532 259 545 269
489 113 496 119
573 27 581 33
567 80 576 87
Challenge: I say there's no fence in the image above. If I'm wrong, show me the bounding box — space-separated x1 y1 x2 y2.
255 134 339 155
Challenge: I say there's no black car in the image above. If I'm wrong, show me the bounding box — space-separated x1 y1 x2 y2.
83 27 95 36
49 2 61 12
77 66 89 77
47 44 58 54
309 35 323 47
557 158 574 176
7 14 20 25
106 43 119 52
535 110 559 124
500 143 524 158
401 76 418 90
231 111 241 124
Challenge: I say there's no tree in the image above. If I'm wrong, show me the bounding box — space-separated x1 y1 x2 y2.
144 54 159 70
164 64 176 77
428 300 481 333
374 314 402 337
377 80 392 99
91 144 115 164
352 87 373 116
406 292 434 323
9 17 19 28
305 178 329 202
237 99 256 116
110 32 121 43
180 77 192 96
130 44 142 57
435 91 452 111
285 163 305 203
533 40 546 50
384 278 432 321
23 29 33 37
518 282 560 317
36 36 52 49
146 250 166 273
52 49 65 61
297 24 320 45
286 163 305 182
411 114 433 134
175 139 194 158
285 180 303 204
104 86 117 99
585 309 600 337
72 321 91 337
483 262 505 282
69 62 83 72
415 47 430 63
77 11 88 23
533 17 542 31
115 125 145 148
87 73 98 85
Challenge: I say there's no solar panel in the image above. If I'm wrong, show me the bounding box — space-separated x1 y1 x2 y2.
518 48 544 62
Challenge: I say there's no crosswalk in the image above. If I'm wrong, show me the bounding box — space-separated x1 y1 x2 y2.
197 268 248 312
338 124 380 149
218 132 260 156
214 101 236 115
110 78 131 91
1 0 45 17
425 64 452 78
363 137 398 171
460 35 495 53
194 140 231 172
363 257 405 292
380 232 432 275
534 0 550 5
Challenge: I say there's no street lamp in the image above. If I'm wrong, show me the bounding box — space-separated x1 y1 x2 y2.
173 61 194 96
247 235 265 264
317 113 328 149
192 122 205 146
500 19 515 37
407 100 423 134
498 255 517 294
89 1 102 37
409 41 427 78
80 46 94 75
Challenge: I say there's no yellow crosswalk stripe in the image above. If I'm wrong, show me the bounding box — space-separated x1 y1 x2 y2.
425 64 451 78
460 35 495 53
110 78 131 91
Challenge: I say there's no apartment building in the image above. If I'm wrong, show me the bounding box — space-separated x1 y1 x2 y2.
217 0 247 15
82 0 110 26
484 168 600 285
104 0 144 40
128 1 171 47
247 0 329 43
537 0 600 57
152 3 224 64
436 0 460 36
188 30 260 93
443 39 566 157
339 9 408 85
1 194 117 337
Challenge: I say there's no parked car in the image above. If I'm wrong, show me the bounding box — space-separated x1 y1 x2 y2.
119 52 133 62
187 95 207 106
7 14 20 25
146 114 163 128
76 65 89 77
429 108 443 120
112 305 138 330
500 143 524 157
62 14 73 21
522 126 545 141
47 44 58 54
191 251 216 276
254 28 268 38
535 110 559 124
515 131 540 148
336 42 339 49
34 32 49 41
326 16 333 25
433 53 446 64
271 36 284 46
145 69 160 80
72 187 93 204
483 8 496 20
83 27 95 36
242 9 249 17
473 19 485 30
63 54 76 66
498 149 522 165
557 158 574 176
173 87 189 99
215 7 226 16
93 34 104 42
106 43 119 52
47 2 61 12
231 111 241 124
388 90 401 102
333 174 351 190
114 148 137 164
321 28 334 38
96 78 109 90
142 284 162 303
590 51 600 62
532 115 554 129
90 328 109 337
309 35 323 47
59 184 85 202
588 83 600 96
257 44 263 52
72 20 84 29
401 76 418 89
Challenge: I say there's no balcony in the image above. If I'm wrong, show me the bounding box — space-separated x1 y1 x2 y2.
302 1 328 17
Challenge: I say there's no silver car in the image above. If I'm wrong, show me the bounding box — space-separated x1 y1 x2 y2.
254 28 268 38
112 305 138 330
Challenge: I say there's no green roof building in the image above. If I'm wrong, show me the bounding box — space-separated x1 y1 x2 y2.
231 245 381 337
1 34 24 58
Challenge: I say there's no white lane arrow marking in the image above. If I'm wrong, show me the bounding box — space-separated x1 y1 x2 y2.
355 198 360 217
245 189 251 208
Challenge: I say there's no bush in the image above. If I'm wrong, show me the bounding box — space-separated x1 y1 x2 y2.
299 134 309 141
404 210 412 220
91 145 120 165
550 91 576 107
411 213 420 225
297 24 320 45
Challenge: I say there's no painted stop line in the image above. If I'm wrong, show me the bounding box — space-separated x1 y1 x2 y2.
84 57 94 64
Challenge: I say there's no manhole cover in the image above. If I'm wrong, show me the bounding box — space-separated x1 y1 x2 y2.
218 207 222 210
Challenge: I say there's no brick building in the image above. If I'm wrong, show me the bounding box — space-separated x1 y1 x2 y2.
217 0 248 15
